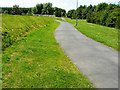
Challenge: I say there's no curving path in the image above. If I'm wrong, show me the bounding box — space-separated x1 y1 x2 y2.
54 21 118 88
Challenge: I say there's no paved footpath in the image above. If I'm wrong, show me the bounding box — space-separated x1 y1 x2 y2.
55 21 118 88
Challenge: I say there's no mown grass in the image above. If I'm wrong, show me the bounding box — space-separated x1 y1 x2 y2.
2 15 94 88
66 18 119 51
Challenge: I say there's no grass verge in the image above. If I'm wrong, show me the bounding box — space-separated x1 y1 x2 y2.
66 18 119 51
2 14 54 50
2 17 94 88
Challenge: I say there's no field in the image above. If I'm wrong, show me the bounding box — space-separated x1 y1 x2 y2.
2 15 94 88
66 19 119 51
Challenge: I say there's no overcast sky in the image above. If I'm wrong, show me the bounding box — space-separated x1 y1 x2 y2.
0 0 119 11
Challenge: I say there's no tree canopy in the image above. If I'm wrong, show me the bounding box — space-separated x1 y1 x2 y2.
67 2 120 29
1 3 66 17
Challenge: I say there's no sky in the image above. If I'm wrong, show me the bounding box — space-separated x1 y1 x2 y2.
0 0 119 12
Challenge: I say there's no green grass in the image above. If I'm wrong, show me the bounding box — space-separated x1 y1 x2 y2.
2 14 54 50
2 15 94 88
66 18 119 51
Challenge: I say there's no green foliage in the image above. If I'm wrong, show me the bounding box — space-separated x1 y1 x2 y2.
54 7 66 17
1 3 66 17
32 7 38 14
3 10 8 14
36 3 43 14
67 9 76 19
116 16 120 29
27 8 33 15
106 8 120 27
2 7 31 15
67 3 120 29
12 5 20 15
95 3 108 12
100 10 108 25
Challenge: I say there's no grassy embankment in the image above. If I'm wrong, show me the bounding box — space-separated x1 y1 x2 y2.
2 15 94 88
66 18 119 51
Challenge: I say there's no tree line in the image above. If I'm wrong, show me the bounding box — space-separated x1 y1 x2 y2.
1 3 66 17
67 3 120 29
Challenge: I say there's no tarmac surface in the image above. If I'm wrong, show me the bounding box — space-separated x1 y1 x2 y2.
55 21 118 88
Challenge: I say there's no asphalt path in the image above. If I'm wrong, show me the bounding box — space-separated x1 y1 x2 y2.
55 21 118 88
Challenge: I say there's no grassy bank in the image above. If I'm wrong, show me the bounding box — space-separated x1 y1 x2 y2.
2 14 54 50
66 19 119 51
2 15 94 88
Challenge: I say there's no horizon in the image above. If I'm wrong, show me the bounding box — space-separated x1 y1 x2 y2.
0 0 119 12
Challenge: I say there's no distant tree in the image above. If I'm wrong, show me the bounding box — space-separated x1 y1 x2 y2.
27 8 33 15
116 16 120 29
67 9 76 19
46 3 54 15
42 3 53 15
86 4 93 13
54 7 66 17
4 10 8 14
54 7 59 16
36 4 43 14
77 5 83 19
61 9 66 17
82 5 87 19
95 3 108 12
12 5 20 15
32 7 38 14
106 8 120 27
100 10 109 25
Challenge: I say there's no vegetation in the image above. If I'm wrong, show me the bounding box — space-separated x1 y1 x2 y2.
67 3 120 29
66 19 119 50
2 14 54 50
2 15 94 88
1 6 31 15
1 3 66 17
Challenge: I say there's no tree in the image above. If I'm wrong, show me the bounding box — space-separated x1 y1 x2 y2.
27 8 33 15
61 9 66 17
67 9 76 19
106 8 120 27
95 3 108 12
82 6 87 19
54 7 66 17
100 10 109 25
12 5 20 15
42 9 47 14
36 4 43 14
4 10 8 14
77 5 83 19
42 3 53 15
54 7 58 16
32 7 38 14
116 16 120 29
